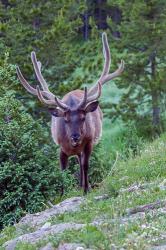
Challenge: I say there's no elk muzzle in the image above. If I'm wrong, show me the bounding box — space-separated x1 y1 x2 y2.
70 133 81 147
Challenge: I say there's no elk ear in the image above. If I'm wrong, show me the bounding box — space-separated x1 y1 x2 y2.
48 108 64 117
84 101 99 113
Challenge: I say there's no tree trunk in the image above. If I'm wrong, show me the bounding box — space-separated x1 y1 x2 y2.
1 0 10 8
150 52 161 135
108 6 122 38
93 0 108 30
151 91 160 126
82 12 90 40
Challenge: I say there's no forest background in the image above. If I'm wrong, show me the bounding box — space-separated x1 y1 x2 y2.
0 0 166 229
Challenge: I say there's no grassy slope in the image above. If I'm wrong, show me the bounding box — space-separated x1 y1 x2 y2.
1 133 166 250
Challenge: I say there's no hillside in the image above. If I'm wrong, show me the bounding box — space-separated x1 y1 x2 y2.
1 134 166 250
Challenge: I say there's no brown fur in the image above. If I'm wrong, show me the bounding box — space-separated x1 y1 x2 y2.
51 90 103 193
51 90 103 155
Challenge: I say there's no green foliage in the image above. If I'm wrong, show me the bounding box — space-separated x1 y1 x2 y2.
89 142 108 186
101 117 143 164
0 92 76 228
0 52 18 94
0 225 16 247
117 121 143 158
0 0 86 97
53 225 109 249
106 0 166 136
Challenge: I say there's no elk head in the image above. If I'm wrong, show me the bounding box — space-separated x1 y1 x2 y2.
46 85 101 147
16 51 102 147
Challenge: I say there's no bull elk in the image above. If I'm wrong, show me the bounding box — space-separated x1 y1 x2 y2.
16 33 124 194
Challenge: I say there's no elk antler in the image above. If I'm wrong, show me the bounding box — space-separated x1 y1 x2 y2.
31 52 49 92
77 87 88 110
88 33 124 97
86 82 102 103
16 52 68 110
77 82 102 110
17 33 123 111
36 85 69 110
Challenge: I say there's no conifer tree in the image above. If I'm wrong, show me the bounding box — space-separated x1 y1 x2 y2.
0 0 86 96
109 0 166 135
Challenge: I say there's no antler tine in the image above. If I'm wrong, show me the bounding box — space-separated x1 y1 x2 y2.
78 83 101 110
36 85 69 110
102 59 124 83
31 51 49 92
17 56 69 110
16 66 55 100
99 32 111 81
88 32 124 98
87 33 110 96
54 96 69 110
36 85 55 105
16 66 37 95
37 61 42 71
87 82 102 103
78 87 87 110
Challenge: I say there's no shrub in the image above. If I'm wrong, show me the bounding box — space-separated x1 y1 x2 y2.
89 142 108 186
0 94 75 228
120 121 144 158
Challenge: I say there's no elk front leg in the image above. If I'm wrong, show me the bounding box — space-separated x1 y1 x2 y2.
60 149 68 195
82 142 93 194
60 149 68 170
78 153 83 187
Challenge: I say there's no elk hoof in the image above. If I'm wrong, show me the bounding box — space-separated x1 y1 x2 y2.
60 186 64 197
83 186 90 195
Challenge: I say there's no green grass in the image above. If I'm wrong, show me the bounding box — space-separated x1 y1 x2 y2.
102 117 125 154
100 81 142 158
1 134 166 249
100 81 125 154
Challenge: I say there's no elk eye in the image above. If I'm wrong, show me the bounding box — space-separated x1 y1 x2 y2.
80 115 85 121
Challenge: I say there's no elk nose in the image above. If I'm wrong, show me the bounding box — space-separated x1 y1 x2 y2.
71 133 80 142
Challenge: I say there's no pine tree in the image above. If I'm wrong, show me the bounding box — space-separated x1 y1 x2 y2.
0 0 86 96
108 0 166 136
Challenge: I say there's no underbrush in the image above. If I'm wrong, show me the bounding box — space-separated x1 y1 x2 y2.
0 94 77 228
